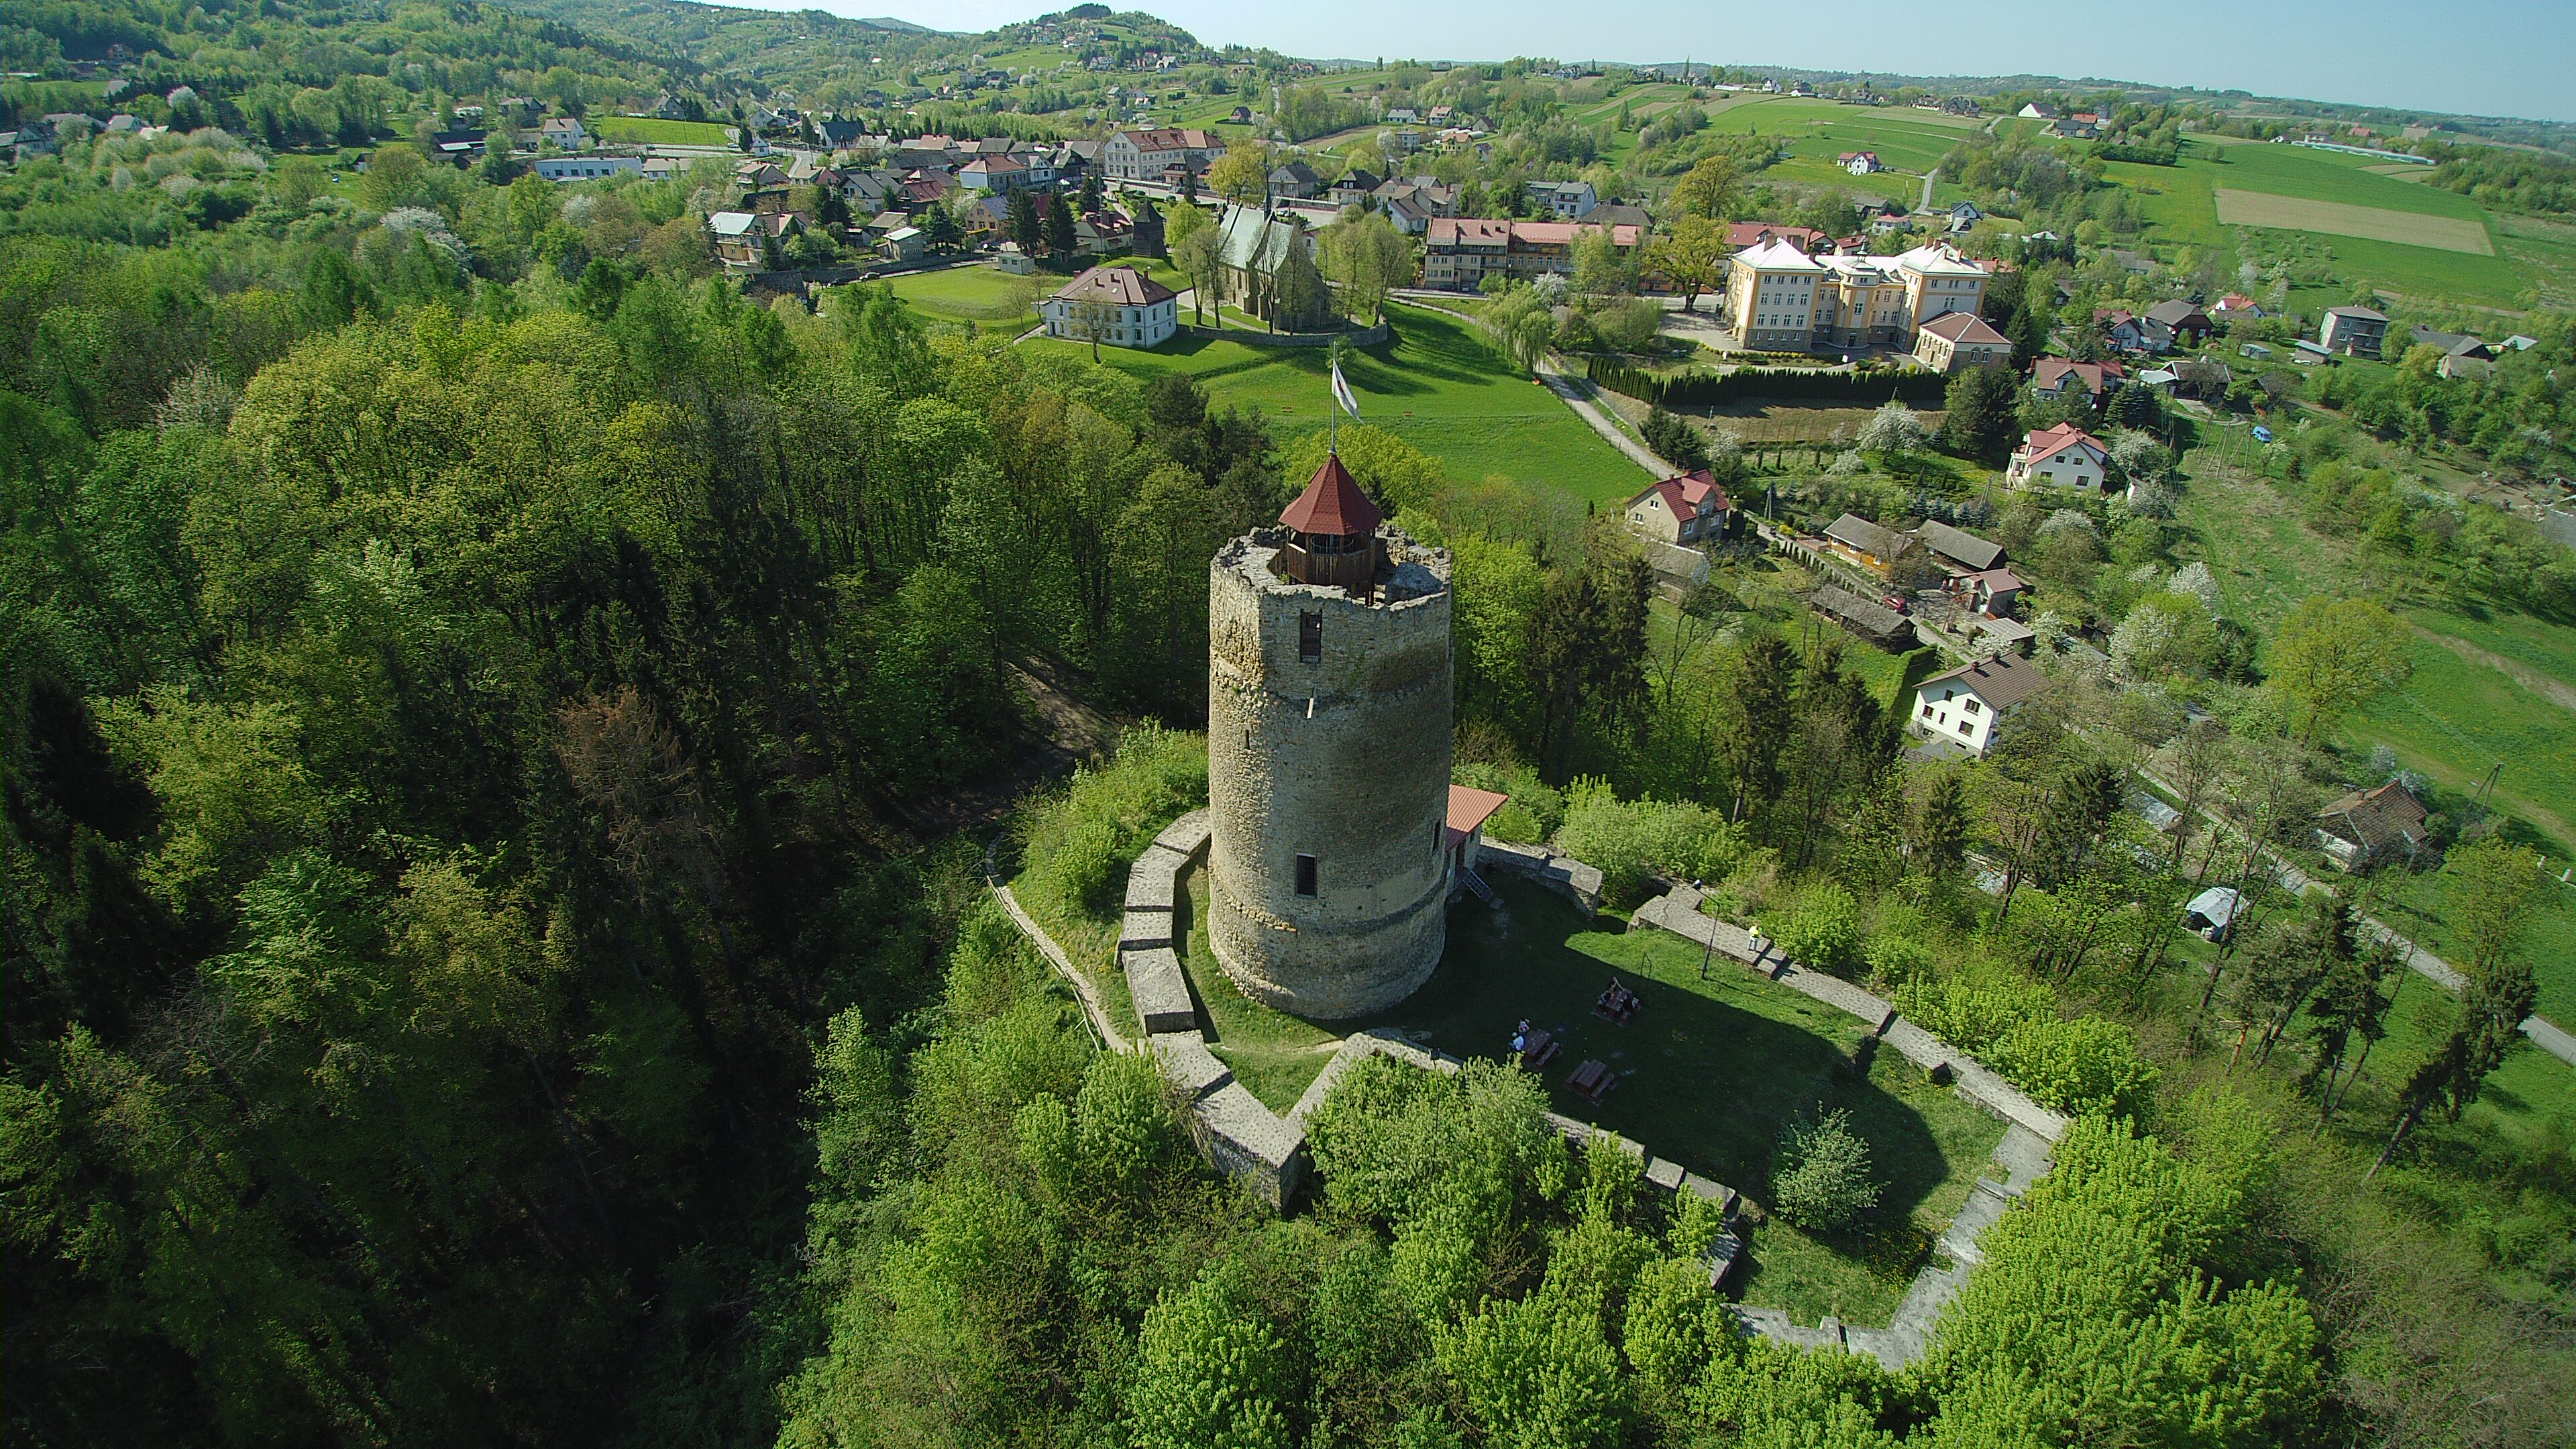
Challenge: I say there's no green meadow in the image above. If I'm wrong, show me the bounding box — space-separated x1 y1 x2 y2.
1020 301 1650 507
590 115 734 146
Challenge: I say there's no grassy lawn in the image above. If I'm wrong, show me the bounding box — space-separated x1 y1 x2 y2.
592 115 735 147
1022 302 1650 507
887 264 1042 331
1348 881 2010 1326
1179 870 1342 1110
2171 443 2576 855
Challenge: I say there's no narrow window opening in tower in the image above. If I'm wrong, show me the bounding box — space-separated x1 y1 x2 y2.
1299 610 1322 662
1295 853 1318 896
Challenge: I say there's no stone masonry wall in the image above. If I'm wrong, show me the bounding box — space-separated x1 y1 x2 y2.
1206 531 1455 1019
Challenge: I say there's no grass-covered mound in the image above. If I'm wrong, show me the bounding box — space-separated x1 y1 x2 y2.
1009 725 1208 1034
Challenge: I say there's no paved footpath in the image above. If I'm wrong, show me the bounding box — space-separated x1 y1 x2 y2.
2136 769 2573 1070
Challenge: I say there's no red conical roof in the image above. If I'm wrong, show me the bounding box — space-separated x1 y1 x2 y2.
1279 451 1384 537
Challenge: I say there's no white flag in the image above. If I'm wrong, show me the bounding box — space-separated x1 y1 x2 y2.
1330 358 1362 421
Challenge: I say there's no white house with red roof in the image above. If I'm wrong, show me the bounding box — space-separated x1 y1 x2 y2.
1839 150 1884 174
1621 469 1731 546
2212 292 2264 321
2006 423 2111 491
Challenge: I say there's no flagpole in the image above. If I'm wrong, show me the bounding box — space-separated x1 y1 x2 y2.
1328 336 1339 457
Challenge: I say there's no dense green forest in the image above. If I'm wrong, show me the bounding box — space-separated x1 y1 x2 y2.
5 3 2575 1447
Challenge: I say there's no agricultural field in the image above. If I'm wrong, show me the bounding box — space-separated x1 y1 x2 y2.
1022 301 1648 507
2100 137 2528 307
590 115 733 146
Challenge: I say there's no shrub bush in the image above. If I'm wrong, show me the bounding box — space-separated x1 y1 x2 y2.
1016 724 1208 920
1988 1015 2160 1121
1892 963 2057 1052
1762 883 1864 975
1550 779 1738 907
1771 1108 1880 1234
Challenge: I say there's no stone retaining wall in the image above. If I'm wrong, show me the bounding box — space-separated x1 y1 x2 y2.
1001 824 2053 1366
1478 840 1605 917
1178 319 1390 348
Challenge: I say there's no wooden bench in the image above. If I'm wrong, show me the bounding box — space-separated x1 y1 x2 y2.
1515 1026 1561 1071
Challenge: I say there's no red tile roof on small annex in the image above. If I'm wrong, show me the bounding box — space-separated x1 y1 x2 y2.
1279 451 1385 537
1446 785 1510 848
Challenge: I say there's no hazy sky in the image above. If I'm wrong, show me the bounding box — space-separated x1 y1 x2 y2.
735 0 2575 123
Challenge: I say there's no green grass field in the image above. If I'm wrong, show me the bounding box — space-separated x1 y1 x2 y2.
1022 302 1649 507
2108 138 2522 307
886 264 1042 331
1179 870 1340 1109
1354 881 2009 1327
592 115 735 147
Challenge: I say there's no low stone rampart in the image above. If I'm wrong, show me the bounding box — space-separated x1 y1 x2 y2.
1479 840 1605 917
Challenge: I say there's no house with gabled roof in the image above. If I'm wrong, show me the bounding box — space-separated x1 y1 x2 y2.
1622 470 1731 546
1915 519 2004 574
1041 264 1179 348
1910 652 2054 756
1821 513 1916 576
2030 356 2126 403
1913 311 2013 373
2314 780 2432 872
2146 300 2212 345
2005 423 2111 491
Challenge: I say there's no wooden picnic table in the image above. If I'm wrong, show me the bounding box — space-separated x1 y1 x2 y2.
1567 1059 1617 1102
1516 1026 1561 1071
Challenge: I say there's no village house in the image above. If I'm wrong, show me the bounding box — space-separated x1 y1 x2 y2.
2314 780 2432 872
1911 652 2053 756
538 115 587 149
1327 167 1384 207
1622 469 1731 545
1821 513 1917 577
2029 356 2127 404
2094 308 2159 354
1728 221 1830 252
534 155 641 182
708 211 766 270
2211 292 2264 323
2146 299 2213 346
2319 305 2389 359
1419 217 1644 291
957 155 1032 193
1100 126 1225 182
1267 160 1323 199
1041 264 1179 349
1525 179 1599 218
1913 311 2014 372
1839 150 1884 175
877 225 928 263
2005 422 2111 491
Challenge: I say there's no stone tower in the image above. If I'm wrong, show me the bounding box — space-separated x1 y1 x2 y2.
1206 453 1454 1019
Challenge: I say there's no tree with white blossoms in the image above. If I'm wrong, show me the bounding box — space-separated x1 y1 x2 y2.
1858 400 1928 457
2169 561 2221 614
2110 429 2175 486
1828 449 1867 475
2037 508 2097 541
2110 590 2215 680
2029 609 2070 654
2127 482 2177 520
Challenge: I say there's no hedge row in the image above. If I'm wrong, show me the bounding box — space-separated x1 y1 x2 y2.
1586 357 1951 409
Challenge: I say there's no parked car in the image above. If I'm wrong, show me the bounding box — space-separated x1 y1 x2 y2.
2251 425 2274 443
1881 593 1909 615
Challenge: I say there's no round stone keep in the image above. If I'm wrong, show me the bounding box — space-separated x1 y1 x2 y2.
1205 525 1454 1019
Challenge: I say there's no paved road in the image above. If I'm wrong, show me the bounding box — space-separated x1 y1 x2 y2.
1533 357 1668 478
1919 166 1940 213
